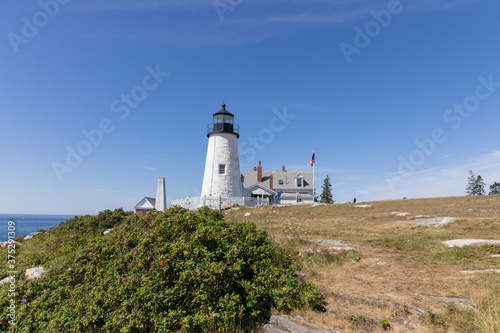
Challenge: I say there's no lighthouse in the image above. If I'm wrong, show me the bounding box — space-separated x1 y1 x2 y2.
200 104 242 203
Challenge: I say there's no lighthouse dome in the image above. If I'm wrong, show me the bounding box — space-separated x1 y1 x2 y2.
207 104 239 138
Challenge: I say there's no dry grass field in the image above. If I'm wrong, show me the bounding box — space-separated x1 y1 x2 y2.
225 195 500 332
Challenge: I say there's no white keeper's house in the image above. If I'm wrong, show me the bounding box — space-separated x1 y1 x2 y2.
243 161 314 204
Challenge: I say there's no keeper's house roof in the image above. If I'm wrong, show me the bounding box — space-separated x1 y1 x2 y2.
244 170 313 191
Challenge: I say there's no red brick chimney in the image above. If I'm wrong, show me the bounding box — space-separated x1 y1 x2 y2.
257 161 262 183
269 174 273 189
282 164 286 172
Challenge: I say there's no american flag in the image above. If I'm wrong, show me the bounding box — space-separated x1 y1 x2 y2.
308 152 315 167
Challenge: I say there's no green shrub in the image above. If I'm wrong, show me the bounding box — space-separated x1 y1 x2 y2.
14 235 25 242
1 207 323 332
56 208 133 237
379 318 391 330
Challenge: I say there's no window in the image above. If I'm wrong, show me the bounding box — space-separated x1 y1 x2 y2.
219 164 226 175
296 178 303 187
278 180 284 185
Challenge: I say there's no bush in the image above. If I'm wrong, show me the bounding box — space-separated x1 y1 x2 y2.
1 207 323 332
56 208 133 237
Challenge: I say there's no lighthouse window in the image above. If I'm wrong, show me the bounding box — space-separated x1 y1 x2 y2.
219 164 226 175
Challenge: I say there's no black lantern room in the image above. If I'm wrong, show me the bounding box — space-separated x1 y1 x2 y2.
207 104 240 138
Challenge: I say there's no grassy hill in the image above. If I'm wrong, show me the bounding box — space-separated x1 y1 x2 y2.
224 195 500 332
0 207 323 332
2 195 499 332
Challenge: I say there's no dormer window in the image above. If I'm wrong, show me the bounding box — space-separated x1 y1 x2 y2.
279 180 284 185
296 176 303 187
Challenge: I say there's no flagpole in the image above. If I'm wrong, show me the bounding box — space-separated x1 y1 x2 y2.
313 148 315 202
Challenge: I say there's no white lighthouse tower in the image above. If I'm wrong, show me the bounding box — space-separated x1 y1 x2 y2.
201 104 242 204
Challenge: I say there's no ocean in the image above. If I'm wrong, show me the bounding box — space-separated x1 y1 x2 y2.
0 214 77 242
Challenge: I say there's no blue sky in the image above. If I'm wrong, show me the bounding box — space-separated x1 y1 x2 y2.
1 0 499 214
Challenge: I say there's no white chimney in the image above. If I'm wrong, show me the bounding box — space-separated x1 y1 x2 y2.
155 177 166 211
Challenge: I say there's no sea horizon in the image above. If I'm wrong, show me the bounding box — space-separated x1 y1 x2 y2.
0 213 80 242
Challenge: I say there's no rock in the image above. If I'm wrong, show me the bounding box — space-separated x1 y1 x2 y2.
262 315 341 333
280 237 355 250
273 205 290 208
461 269 500 274
22 232 43 241
330 246 355 251
311 203 326 207
392 322 416 332
349 277 366 283
399 217 458 227
0 277 14 285
244 212 251 217
103 228 113 235
391 212 411 216
339 201 350 204
442 239 500 248
25 267 45 279
425 295 476 311
377 262 389 265
491 255 500 258
415 215 431 218
355 205 373 208
0 241 21 248
221 203 239 210
295 271 306 279
309 239 352 248
302 249 321 254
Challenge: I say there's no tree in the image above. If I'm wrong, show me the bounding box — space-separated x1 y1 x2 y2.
320 175 333 203
313 189 319 202
240 174 244 186
476 176 486 195
466 170 486 196
489 182 500 195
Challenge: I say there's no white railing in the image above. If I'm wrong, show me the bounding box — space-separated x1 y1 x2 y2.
171 196 267 210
